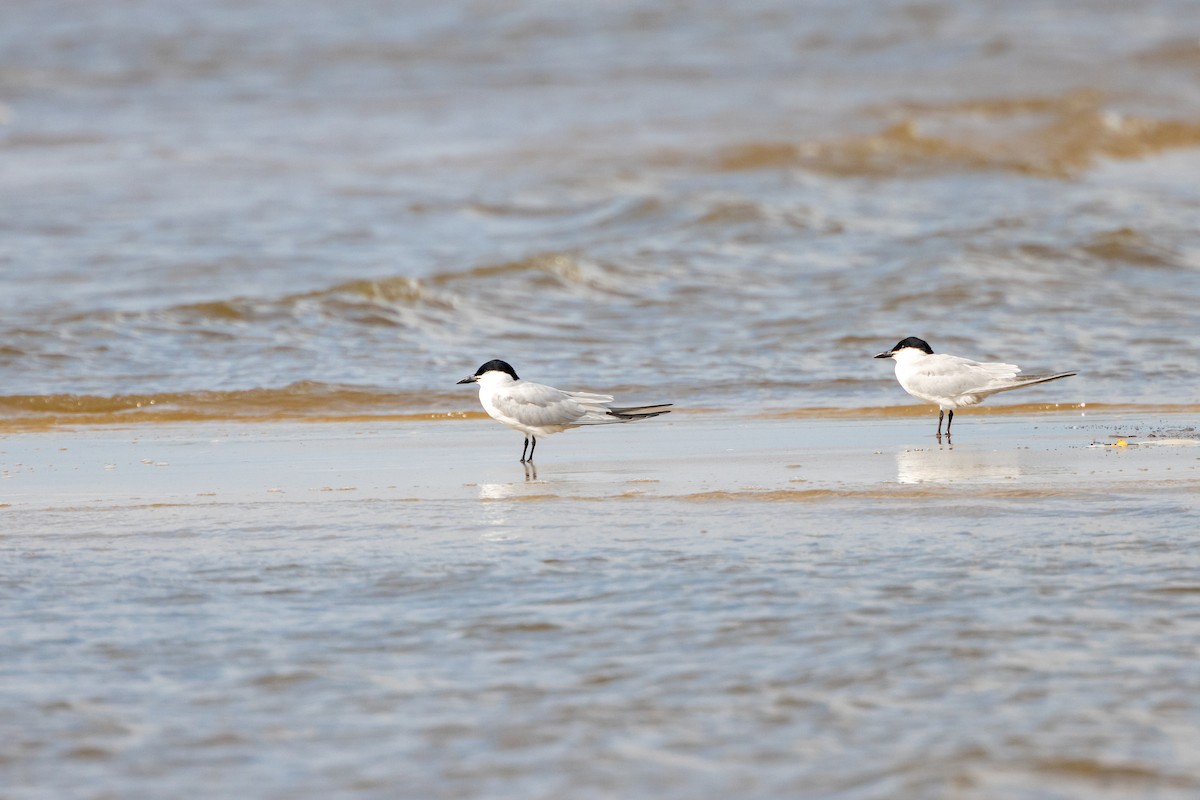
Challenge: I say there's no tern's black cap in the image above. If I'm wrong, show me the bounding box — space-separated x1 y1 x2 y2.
875 337 933 358
473 360 519 380
897 335 931 352
893 337 932 354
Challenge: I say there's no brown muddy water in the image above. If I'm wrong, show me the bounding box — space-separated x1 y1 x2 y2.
3 0 1200 797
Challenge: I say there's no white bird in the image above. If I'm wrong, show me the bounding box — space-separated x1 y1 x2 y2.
874 337 1076 435
456 359 672 462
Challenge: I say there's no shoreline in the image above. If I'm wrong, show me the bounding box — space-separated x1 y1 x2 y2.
3 409 1196 512
0 399 1194 433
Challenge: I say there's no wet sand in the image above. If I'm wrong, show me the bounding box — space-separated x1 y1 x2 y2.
3 409 1196 510
5 409 1200 799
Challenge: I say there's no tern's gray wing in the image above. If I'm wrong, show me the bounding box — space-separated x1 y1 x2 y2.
909 354 1022 399
492 381 613 428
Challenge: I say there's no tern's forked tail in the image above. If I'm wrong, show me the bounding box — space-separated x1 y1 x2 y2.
989 371 1077 394
607 403 673 420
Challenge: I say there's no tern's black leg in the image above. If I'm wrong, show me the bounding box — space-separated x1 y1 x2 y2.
520 436 529 463
936 409 945 436
946 410 954 434
528 435 537 462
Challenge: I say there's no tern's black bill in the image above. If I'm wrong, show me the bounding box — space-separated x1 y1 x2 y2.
873 351 893 359
456 376 477 385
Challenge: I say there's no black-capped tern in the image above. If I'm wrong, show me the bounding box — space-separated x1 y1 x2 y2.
457 359 672 462
874 337 1076 435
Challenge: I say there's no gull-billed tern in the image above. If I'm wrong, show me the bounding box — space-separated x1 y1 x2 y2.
874 337 1075 435
457 359 672 462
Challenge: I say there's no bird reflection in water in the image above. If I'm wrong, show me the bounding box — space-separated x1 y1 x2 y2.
896 446 1022 485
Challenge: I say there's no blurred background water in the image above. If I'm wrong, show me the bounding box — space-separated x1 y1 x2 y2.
4 0 1200 421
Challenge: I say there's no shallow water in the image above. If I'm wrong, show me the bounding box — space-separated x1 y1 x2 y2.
3 417 1200 798
5 1 1200 797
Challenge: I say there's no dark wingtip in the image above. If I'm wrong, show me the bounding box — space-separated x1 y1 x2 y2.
607 403 673 420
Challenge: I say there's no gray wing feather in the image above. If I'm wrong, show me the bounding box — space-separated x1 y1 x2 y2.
492 382 595 427
908 355 1020 399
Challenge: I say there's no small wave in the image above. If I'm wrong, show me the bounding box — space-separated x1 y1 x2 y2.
1080 227 1180 269
428 252 641 297
1 254 667 402
0 383 486 430
321 277 429 304
170 276 445 324
469 195 667 230
172 300 253 322
715 91 1200 178
161 253 634 330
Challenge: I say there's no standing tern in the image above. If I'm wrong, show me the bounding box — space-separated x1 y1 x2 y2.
874 337 1075 435
456 359 672 462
